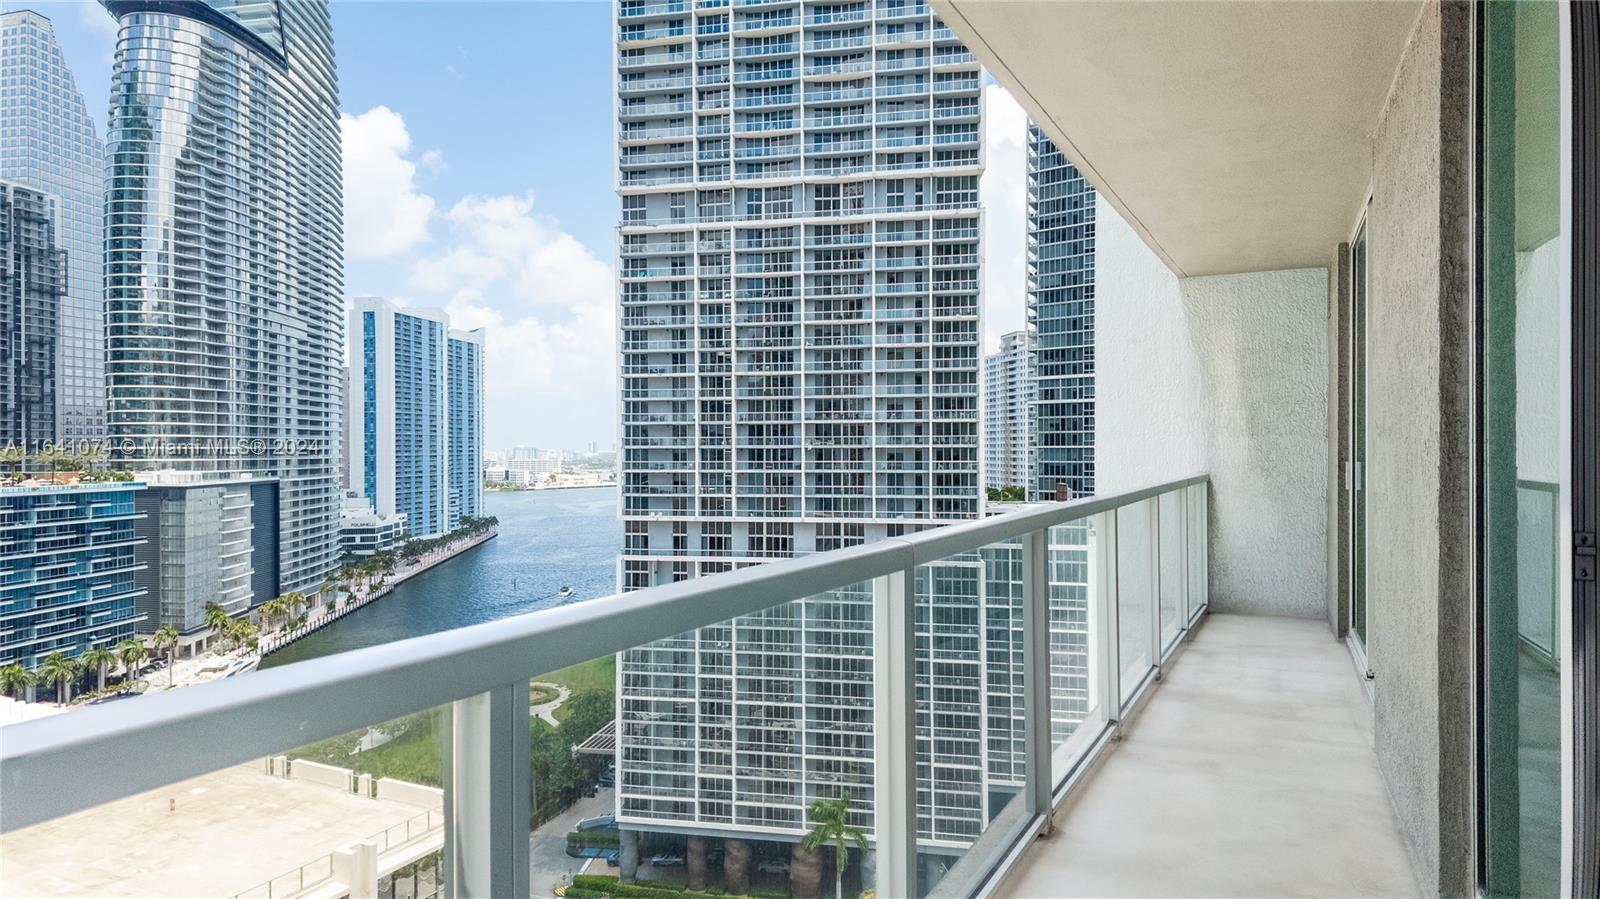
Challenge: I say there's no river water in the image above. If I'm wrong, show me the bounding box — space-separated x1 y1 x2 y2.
259 487 621 669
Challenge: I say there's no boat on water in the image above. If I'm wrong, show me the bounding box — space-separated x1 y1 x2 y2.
557 586 574 598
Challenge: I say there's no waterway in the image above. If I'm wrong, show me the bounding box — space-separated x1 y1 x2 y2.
259 487 620 669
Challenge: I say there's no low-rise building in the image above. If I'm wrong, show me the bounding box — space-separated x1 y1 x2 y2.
129 471 279 655
338 492 407 561
0 481 147 670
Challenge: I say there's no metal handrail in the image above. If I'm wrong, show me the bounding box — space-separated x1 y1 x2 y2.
0 474 1206 833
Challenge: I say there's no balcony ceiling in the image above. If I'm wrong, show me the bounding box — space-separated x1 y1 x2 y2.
937 0 1423 277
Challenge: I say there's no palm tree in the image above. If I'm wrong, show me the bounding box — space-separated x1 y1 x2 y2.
0 663 35 701
284 591 308 619
32 446 77 482
0 445 26 482
203 601 230 639
151 626 180 687
258 597 287 632
37 653 79 705
75 444 109 480
802 797 868 899
80 646 118 693
116 639 148 687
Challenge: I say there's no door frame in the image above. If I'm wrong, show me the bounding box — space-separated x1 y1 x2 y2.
1346 210 1374 683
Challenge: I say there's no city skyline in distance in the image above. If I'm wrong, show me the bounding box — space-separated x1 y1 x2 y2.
24 0 1029 450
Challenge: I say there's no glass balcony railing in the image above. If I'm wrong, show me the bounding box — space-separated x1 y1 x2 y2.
0 477 1209 899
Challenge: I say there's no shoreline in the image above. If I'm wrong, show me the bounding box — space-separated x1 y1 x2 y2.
258 529 498 658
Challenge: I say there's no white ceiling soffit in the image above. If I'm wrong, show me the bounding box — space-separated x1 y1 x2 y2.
939 0 1423 277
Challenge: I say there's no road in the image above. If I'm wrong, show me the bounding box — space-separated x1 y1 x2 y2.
529 786 615 898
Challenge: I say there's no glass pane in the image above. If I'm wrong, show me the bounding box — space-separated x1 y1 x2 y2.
912 542 1032 898
1482 1 1565 895
531 653 619 896
1186 483 1209 619
614 582 875 899
1116 500 1156 706
1157 490 1185 653
0 707 449 898
1049 517 1108 783
1351 222 1369 647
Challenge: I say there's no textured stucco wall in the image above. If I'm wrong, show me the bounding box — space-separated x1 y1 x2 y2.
1364 2 1474 894
1095 195 1329 619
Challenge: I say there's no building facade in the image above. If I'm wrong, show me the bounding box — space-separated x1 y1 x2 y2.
1027 123 1097 501
0 482 146 670
613 0 994 855
447 329 484 524
348 299 484 538
982 330 1034 492
130 472 278 645
102 0 343 595
337 491 406 561
0 10 106 442
349 298 448 538
0 181 62 447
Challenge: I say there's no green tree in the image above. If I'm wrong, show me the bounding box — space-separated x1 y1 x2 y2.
32 445 77 481
802 797 868 899
284 591 309 619
0 445 27 481
80 645 118 693
117 639 148 686
37 652 79 705
0 663 36 701
151 625 180 688
258 597 288 632
203 601 231 637
75 444 109 479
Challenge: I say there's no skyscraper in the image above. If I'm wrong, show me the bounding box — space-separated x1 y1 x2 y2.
102 0 343 594
349 298 448 539
0 10 106 442
982 330 1034 492
1026 123 1096 501
613 0 991 858
348 298 484 538
447 328 485 524
0 181 62 446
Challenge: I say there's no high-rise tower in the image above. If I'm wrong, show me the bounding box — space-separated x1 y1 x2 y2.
0 10 106 442
613 0 993 855
1026 122 1097 501
1 181 63 446
102 0 343 594
982 330 1034 492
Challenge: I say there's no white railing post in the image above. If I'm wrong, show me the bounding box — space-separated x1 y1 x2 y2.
1149 497 1163 670
1021 527 1053 832
1094 510 1122 722
872 567 918 899
445 681 529 899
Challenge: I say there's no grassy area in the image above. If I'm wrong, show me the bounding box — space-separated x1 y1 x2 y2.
537 654 615 723
292 709 447 788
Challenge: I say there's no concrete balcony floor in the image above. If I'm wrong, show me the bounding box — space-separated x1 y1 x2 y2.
1001 614 1419 898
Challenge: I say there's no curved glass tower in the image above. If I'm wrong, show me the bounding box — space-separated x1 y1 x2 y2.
103 0 343 593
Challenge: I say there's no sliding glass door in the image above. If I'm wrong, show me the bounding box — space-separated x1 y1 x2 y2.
1479 2 1567 895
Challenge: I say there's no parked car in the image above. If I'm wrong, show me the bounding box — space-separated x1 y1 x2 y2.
756 860 789 875
651 854 686 868
576 814 617 832
597 767 615 788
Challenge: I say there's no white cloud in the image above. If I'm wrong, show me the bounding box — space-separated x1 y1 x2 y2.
981 83 1029 354
342 106 436 261
408 195 616 448
76 1 119 42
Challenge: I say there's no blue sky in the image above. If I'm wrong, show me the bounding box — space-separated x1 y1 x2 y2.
20 0 1028 451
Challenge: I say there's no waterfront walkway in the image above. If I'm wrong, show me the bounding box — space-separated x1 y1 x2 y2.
259 529 498 658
